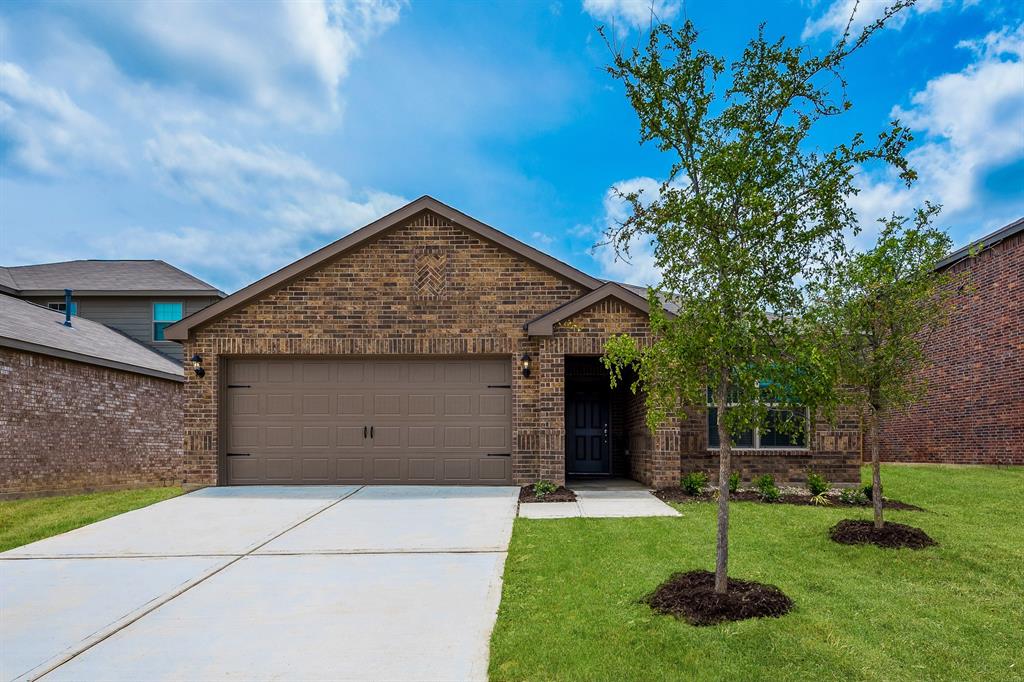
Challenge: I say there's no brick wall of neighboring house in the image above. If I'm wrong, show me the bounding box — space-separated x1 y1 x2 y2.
679 407 863 487
0 347 183 498
876 230 1023 465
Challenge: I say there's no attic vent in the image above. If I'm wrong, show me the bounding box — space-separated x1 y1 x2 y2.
413 247 449 300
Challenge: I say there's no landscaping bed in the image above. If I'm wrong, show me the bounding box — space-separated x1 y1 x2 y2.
653 487 924 510
829 519 937 549
645 570 793 626
518 485 577 503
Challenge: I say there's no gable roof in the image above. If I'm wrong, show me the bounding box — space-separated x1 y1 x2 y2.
525 282 671 336
0 294 184 381
165 196 605 340
0 260 225 297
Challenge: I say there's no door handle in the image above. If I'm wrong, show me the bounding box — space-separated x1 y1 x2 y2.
370 425 374 439
364 426 367 439
602 423 609 444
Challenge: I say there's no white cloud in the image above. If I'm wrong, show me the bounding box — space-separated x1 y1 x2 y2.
66 0 402 126
592 176 663 285
0 62 124 176
582 0 680 32
37 130 406 290
849 24 1024 244
802 0 952 41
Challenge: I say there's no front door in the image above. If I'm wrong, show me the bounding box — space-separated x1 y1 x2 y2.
566 390 610 475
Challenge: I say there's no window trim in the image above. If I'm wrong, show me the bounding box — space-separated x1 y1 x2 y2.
152 301 184 341
47 301 78 315
706 403 811 451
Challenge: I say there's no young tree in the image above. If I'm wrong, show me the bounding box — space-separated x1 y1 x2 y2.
600 2 918 594
812 206 955 530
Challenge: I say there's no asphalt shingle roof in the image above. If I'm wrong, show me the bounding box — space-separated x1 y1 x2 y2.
0 260 223 295
0 294 184 381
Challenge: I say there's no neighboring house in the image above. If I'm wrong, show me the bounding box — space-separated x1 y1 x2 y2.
0 260 224 362
0 294 184 497
166 196 860 489
876 217 1024 466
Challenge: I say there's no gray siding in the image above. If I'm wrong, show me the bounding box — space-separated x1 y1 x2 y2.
22 295 219 361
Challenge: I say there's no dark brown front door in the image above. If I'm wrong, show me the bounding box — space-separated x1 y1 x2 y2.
566 390 610 475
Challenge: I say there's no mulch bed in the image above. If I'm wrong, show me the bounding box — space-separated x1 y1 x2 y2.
518 485 577 503
645 570 794 626
653 488 924 511
829 519 937 549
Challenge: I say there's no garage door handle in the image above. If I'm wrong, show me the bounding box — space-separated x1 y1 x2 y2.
370 426 374 438
363 426 367 438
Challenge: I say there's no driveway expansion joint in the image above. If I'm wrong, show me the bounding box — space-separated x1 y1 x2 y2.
21 485 365 682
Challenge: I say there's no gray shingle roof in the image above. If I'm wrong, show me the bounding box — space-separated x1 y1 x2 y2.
0 294 184 381
0 260 224 296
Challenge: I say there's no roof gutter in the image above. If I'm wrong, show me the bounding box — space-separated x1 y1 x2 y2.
0 337 185 382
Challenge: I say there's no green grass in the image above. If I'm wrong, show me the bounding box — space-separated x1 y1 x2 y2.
0 486 183 552
490 465 1024 681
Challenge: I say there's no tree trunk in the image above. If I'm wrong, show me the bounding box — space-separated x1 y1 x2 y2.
869 407 883 530
714 378 731 595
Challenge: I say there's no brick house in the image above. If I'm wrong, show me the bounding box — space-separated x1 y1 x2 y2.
166 196 861 489
876 217 1023 465
0 295 184 498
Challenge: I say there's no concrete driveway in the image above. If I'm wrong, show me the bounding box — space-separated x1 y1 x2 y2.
1 485 519 682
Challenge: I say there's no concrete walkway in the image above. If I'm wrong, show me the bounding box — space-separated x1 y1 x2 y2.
1 485 519 682
518 478 680 519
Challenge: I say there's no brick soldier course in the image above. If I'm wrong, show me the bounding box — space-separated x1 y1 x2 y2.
168 196 862 489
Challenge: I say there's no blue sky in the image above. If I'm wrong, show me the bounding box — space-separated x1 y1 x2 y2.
2 0 1022 293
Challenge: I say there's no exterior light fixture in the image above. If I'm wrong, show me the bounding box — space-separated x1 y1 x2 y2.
191 354 206 378
521 353 532 378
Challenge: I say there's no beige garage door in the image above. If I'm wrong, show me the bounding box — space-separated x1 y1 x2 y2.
223 358 513 485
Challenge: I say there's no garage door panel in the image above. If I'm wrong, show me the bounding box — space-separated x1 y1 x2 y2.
266 394 294 416
337 426 365 448
225 358 512 485
301 426 330 448
479 457 509 481
266 426 295 448
301 394 330 416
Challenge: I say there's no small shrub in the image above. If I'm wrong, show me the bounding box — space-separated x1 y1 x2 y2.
533 480 557 499
862 483 875 501
680 471 709 496
754 474 780 502
839 487 868 505
728 471 741 494
806 471 830 496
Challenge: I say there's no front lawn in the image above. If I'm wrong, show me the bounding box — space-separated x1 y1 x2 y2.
0 486 183 552
490 465 1024 681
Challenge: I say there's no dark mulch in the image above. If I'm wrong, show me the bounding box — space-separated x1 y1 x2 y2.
654 488 924 511
518 485 577 503
829 519 937 549
645 570 794 626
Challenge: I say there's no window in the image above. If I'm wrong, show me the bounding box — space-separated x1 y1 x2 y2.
47 302 78 315
707 396 809 450
153 302 183 341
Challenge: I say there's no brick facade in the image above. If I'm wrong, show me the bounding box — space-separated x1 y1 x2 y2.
0 347 183 498
679 407 862 486
180 208 860 489
876 230 1023 465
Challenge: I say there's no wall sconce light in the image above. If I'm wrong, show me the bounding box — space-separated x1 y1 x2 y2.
521 353 532 378
191 354 206 378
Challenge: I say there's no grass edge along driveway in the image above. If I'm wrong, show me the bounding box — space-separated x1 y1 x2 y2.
0 486 183 552
490 465 1024 681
